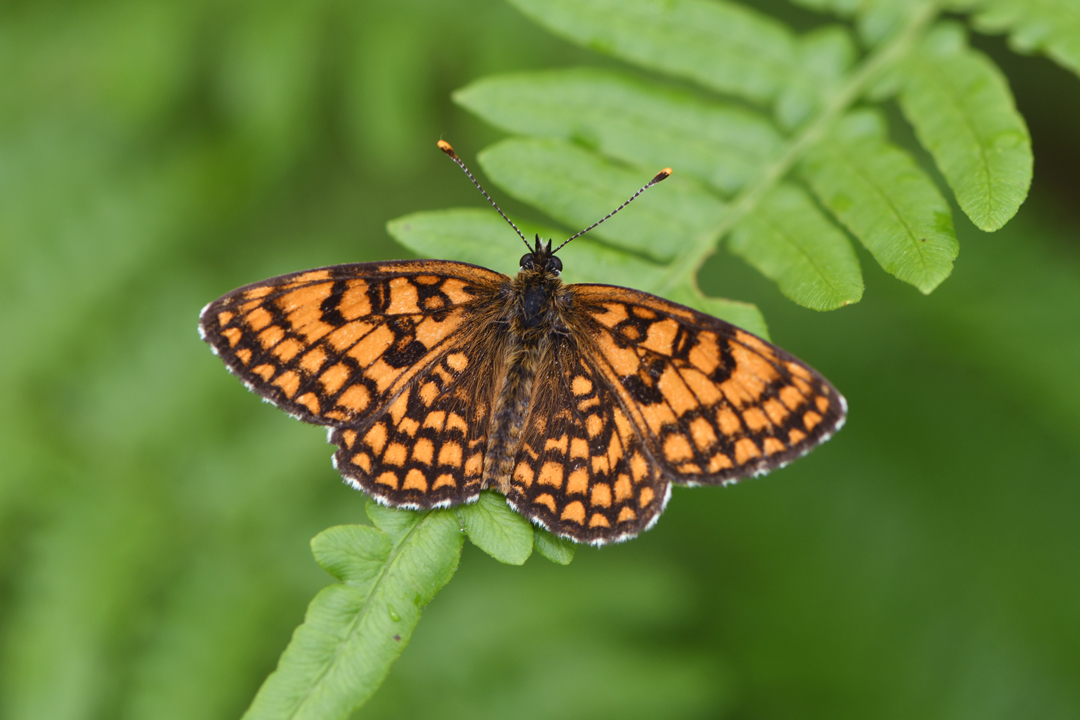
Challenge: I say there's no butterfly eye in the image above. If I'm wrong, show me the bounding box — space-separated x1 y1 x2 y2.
519 254 536 270
545 256 562 273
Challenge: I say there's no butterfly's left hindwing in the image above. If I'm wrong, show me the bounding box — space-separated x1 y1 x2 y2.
506 341 671 545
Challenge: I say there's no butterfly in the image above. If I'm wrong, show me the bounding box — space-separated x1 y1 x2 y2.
199 141 846 545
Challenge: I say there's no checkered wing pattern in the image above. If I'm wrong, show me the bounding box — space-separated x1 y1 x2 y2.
329 331 509 509
201 257 847 543
199 260 508 507
571 285 846 487
506 342 670 544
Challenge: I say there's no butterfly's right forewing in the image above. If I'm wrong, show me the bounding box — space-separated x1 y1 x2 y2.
200 260 506 424
331 322 511 509
200 260 513 509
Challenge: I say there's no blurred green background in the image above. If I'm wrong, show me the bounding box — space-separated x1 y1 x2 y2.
2 1 1079 718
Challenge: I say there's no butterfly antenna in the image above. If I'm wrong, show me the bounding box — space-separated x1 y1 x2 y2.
438 140 530 251
552 168 672 253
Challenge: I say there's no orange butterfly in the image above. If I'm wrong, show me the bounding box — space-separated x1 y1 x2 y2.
200 141 845 544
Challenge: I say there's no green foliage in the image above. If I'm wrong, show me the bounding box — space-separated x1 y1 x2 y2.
954 0 1080 78
511 0 800 103
242 507 463 720
897 22 1032 231
242 493 577 717
457 491 535 565
800 110 957 294
533 528 577 565
3 1 1080 719
728 183 864 310
408 0 1047 324
452 67 785 195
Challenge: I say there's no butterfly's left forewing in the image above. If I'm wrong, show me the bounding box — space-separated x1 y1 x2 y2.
569 285 846 486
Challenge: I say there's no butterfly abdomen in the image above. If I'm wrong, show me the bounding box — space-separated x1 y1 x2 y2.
483 337 546 492
481 268 565 491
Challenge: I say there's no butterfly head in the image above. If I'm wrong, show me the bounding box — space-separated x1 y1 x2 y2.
519 235 563 276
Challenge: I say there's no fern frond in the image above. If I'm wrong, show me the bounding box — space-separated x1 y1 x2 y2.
801 110 958 294
954 0 1080 79
391 0 1042 322
897 22 1032 232
242 508 462 720
262 0 1069 715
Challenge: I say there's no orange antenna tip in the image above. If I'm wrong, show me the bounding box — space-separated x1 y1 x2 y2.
437 140 457 158
553 165 673 253
437 140 530 249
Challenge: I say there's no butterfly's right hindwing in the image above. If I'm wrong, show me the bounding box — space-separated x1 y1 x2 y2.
331 326 510 509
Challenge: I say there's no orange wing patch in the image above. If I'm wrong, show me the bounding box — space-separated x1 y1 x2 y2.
505 346 670 544
571 286 845 486
331 328 506 509
200 260 508 509
200 261 504 426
